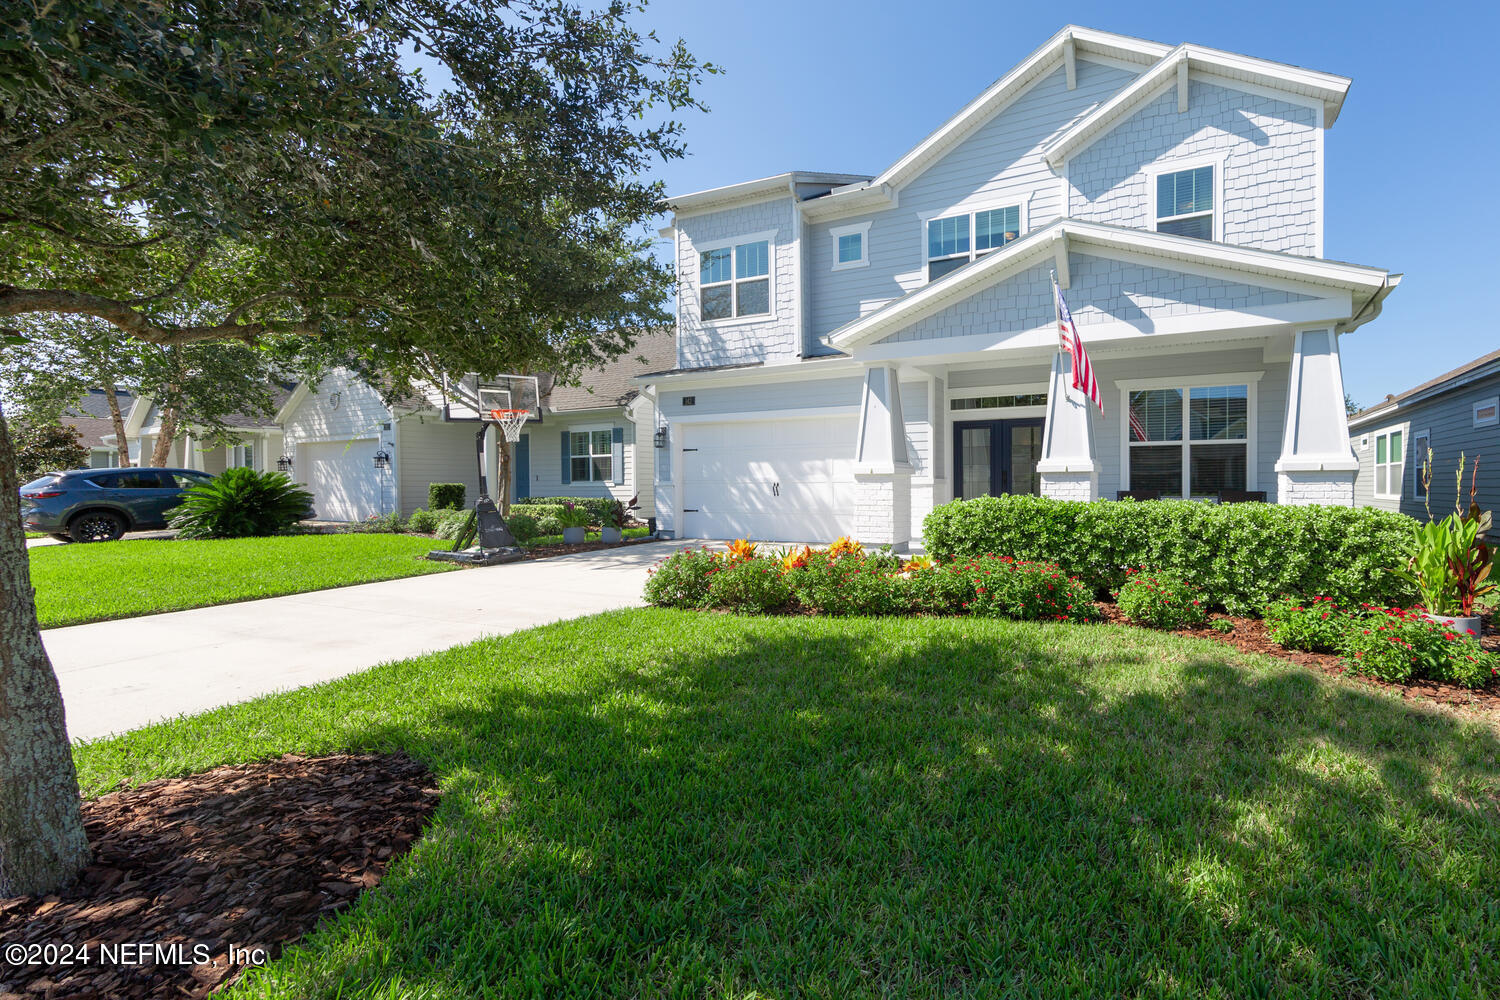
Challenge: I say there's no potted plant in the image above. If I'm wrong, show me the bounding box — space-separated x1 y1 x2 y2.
1392 452 1493 637
558 502 591 544
599 495 639 544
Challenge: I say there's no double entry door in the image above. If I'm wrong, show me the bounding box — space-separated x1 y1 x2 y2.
954 419 1044 500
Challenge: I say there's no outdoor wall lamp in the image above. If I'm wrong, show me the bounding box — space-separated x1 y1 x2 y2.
277 454 294 472
653 427 668 449
373 450 391 470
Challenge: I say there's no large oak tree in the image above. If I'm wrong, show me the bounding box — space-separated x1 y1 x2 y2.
0 0 709 894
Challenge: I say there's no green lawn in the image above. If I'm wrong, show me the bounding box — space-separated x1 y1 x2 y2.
31 533 457 628
75 611 1500 998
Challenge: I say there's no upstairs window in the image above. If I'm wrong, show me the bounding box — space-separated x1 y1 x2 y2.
925 204 1022 281
830 221 870 271
699 238 771 321
1156 165 1214 241
1373 427 1404 499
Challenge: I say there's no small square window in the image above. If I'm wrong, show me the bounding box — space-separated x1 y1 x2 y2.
1475 397 1499 427
838 233 862 263
831 223 870 270
1156 165 1214 241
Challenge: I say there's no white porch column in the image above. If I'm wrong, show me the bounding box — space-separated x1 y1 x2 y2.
853 364 913 551
1275 328 1357 506
1037 351 1099 501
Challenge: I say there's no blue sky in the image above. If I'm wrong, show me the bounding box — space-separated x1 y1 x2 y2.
635 0 1500 408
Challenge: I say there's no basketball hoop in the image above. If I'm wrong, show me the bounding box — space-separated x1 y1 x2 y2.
487 407 531 442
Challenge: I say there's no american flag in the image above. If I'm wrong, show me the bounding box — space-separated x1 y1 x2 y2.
1054 279 1103 413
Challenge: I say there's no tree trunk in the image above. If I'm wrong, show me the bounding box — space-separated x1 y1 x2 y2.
149 405 178 466
0 403 90 897
498 436 512 519
103 386 130 467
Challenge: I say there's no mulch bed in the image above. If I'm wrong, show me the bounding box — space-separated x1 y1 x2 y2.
0 753 439 999
1096 604 1500 715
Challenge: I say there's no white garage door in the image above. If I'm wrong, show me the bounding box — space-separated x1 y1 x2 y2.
680 416 855 541
302 439 381 521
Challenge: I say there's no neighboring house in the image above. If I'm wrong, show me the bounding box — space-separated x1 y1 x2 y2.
645 25 1399 547
1349 348 1499 521
273 329 674 520
58 388 134 467
109 387 293 476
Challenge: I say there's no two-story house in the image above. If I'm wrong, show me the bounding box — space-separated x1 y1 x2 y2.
644 26 1400 548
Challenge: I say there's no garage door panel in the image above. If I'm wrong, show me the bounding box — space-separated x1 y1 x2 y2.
302 439 380 521
681 416 855 542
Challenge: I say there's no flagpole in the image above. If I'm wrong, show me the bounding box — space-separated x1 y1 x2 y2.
1050 269 1072 404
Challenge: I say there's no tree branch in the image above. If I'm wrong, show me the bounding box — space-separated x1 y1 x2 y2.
0 286 319 345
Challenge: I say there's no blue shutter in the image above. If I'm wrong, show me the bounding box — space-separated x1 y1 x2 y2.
560 431 571 485
515 434 530 499
612 427 625 486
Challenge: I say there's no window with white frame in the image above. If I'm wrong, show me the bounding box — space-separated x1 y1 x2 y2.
830 222 869 270
1127 383 1248 496
570 428 613 482
1372 427 1404 498
925 204 1021 281
699 238 771 321
1475 396 1499 427
230 442 256 470
1412 429 1431 499
1155 165 1214 241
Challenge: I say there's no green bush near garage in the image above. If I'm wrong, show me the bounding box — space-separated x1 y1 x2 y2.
428 483 467 510
922 494 1419 614
524 496 617 525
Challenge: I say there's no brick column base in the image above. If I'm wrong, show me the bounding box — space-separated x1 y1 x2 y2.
1040 471 1098 502
853 473 912 552
1276 470 1355 506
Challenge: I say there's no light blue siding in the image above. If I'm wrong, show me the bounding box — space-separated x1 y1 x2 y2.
877 253 1316 345
806 58 1141 342
1068 80 1321 255
657 375 863 420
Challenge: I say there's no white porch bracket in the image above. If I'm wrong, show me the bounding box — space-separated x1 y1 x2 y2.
1275 328 1358 506
853 363 912 550
1037 351 1099 502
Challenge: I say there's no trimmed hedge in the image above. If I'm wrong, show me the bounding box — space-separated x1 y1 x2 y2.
923 495 1419 614
428 483 466 510
524 496 616 525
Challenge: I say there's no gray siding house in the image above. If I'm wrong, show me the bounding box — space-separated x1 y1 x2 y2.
647 26 1400 547
1349 348 1500 521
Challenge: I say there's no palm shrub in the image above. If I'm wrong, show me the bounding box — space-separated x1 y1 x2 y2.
168 468 313 539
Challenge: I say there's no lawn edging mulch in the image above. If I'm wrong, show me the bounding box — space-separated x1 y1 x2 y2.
0 753 439 999
1096 603 1500 714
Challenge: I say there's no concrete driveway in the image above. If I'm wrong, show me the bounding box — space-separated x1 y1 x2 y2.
43 539 699 742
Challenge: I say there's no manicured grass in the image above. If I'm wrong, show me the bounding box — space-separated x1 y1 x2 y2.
76 611 1499 998
31 533 458 628
25 531 45 539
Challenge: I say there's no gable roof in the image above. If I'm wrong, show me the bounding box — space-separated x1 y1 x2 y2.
666 171 872 216
58 388 133 448
1041 43 1350 168
542 328 678 412
1348 347 1500 428
826 218 1397 351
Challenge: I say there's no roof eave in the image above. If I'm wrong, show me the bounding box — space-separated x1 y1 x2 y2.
667 171 873 215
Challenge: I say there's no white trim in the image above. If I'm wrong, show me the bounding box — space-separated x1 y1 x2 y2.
1474 396 1499 428
828 219 1392 351
669 405 861 425
1117 375 1260 496
1371 423 1409 500
1041 43 1350 167
1313 102 1325 258
694 228 778 327
829 221 871 271
1411 428 1432 501
1144 154 1225 243
566 422 615 483
917 199 1030 284
667 171 871 215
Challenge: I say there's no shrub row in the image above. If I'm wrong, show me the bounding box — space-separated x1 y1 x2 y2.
1265 598 1497 688
644 545 1099 623
923 495 1419 614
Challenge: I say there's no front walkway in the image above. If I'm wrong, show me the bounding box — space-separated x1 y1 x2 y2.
44 539 699 741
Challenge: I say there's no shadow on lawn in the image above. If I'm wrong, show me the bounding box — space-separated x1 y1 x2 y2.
307 617 1498 997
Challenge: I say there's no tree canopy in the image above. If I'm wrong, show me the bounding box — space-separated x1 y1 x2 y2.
1 0 711 389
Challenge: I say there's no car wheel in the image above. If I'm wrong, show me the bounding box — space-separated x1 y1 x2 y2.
69 510 126 543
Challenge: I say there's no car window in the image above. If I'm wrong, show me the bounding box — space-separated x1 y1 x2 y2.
90 471 168 489
20 475 59 491
166 472 214 489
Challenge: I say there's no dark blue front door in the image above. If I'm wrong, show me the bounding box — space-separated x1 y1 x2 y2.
953 419 1044 500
